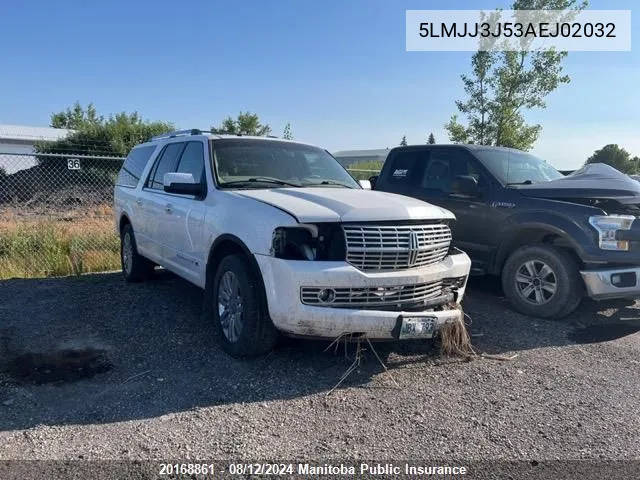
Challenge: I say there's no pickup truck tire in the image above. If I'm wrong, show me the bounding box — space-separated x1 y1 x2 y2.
120 224 155 283
501 245 583 320
210 254 278 358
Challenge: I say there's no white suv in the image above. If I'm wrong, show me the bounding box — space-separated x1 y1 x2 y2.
113 130 471 357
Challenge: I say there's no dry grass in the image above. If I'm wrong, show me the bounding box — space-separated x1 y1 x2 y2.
0 207 120 279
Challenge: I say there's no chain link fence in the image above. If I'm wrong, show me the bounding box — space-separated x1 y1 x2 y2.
0 152 124 279
0 151 383 279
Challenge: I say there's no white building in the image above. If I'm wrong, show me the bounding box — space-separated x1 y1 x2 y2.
0 124 72 174
332 148 389 167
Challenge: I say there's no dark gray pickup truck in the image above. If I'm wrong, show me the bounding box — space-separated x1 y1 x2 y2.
370 144 640 319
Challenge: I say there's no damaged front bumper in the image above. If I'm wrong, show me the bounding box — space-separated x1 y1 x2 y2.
254 250 471 340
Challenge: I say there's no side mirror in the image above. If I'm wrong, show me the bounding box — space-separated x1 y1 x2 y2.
163 172 205 197
369 175 379 189
359 179 371 190
451 175 479 196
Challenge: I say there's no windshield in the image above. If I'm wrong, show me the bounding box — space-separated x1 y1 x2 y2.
212 139 360 189
474 148 564 185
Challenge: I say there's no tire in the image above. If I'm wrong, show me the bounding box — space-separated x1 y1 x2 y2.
208 254 278 358
501 244 583 319
120 224 154 283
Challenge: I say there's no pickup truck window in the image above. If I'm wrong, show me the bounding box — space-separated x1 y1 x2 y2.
420 150 486 193
385 150 428 185
212 138 360 189
474 148 563 185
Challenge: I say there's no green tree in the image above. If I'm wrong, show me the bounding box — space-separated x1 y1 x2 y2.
212 111 272 136
35 104 174 183
445 0 587 151
585 144 638 174
400 135 408 146
427 132 436 144
282 122 293 140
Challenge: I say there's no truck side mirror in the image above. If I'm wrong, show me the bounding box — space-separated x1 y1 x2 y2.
452 175 479 196
369 175 379 189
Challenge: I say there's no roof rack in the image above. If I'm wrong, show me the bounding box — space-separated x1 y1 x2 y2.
150 129 279 141
151 129 206 141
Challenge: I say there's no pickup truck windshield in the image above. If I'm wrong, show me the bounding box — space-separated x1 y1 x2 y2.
212 139 360 189
474 149 564 185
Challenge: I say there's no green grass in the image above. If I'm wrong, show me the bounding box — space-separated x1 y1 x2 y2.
347 161 383 180
0 216 120 279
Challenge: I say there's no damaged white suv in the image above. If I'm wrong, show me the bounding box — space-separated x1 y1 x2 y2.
113 130 471 357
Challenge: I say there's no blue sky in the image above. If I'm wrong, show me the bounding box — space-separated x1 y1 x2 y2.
0 0 638 169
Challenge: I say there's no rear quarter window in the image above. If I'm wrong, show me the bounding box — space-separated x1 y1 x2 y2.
116 145 157 188
384 150 428 186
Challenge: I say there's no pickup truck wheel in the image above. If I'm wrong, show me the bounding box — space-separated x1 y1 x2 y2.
501 245 583 319
211 255 278 358
120 224 154 283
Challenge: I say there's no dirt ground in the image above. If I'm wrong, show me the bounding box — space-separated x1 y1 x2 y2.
1 271 639 478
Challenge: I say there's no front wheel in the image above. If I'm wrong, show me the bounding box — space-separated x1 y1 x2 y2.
210 255 278 357
501 245 583 319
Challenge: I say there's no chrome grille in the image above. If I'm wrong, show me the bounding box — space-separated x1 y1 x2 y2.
301 280 445 310
342 223 452 271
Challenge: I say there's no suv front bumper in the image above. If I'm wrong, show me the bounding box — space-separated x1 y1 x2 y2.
254 251 471 340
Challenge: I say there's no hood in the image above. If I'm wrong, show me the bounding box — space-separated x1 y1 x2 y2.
514 163 640 204
232 187 455 223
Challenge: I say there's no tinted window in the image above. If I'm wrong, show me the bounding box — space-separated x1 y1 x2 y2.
421 149 486 193
385 150 427 185
147 142 184 190
116 145 157 187
176 142 205 184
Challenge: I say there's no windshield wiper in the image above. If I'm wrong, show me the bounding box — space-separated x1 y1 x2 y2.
303 180 354 188
506 180 534 185
221 177 302 188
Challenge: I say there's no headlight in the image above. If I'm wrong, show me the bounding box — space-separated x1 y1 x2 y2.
589 215 635 251
270 226 316 260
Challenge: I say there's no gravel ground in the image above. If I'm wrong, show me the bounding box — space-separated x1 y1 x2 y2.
1 270 640 474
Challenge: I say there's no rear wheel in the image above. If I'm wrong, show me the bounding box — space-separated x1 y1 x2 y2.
501 244 583 319
209 254 278 357
120 224 154 282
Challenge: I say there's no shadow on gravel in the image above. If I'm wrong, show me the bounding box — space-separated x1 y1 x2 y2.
0 269 639 431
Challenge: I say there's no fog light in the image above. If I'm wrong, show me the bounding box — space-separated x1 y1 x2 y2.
610 272 636 288
317 288 336 303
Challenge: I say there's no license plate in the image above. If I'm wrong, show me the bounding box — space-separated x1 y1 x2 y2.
399 316 437 339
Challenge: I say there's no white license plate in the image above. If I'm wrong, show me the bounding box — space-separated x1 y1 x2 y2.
399 316 437 339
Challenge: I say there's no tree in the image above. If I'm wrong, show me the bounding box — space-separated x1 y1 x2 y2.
212 111 272 136
34 104 174 183
445 0 588 151
585 144 638 174
427 132 436 144
282 123 293 140
400 135 408 146
50 102 102 129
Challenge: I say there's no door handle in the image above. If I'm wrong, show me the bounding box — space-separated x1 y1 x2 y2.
135 199 143 206
165 204 173 213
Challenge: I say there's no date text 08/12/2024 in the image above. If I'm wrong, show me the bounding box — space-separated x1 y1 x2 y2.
419 21 616 39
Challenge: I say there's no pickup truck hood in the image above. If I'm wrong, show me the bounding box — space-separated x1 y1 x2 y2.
514 163 640 204
233 187 455 223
